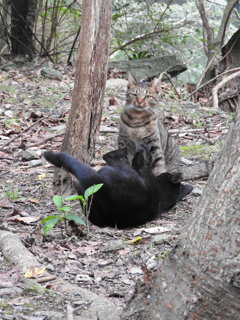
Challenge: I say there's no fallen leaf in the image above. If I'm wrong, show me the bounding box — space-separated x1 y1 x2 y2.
7 215 40 224
137 226 171 234
0 199 13 208
37 173 46 180
127 236 143 244
28 198 40 204
24 266 46 279
118 247 131 255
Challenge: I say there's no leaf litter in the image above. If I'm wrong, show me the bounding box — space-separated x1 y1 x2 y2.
0 57 231 318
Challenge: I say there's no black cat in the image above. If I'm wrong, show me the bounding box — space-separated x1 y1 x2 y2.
43 145 193 229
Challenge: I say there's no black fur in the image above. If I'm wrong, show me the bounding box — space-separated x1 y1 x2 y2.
43 145 193 229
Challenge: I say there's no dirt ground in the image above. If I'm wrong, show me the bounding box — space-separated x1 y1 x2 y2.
0 58 230 319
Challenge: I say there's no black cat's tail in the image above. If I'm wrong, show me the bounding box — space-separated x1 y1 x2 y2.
43 151 98 183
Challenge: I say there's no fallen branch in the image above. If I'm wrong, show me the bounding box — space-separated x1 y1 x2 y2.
0 231 41 273
185 67 240 101
36 275 57 283
212 70 240 109
168 126 228 135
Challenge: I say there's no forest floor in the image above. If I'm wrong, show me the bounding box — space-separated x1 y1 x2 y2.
0 57 231 320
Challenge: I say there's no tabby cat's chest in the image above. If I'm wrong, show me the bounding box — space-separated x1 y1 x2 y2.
120 107 159 141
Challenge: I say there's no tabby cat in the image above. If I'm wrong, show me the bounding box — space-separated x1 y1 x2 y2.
118 73 214 180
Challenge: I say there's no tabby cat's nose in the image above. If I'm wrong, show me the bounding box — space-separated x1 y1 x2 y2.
135 96 145 106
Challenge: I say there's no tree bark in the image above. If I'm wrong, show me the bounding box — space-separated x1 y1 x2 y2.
10 0 37 56
53 0 112 193
121 105 240 319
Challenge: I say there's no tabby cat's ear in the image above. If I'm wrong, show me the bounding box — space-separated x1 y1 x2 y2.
149 78 161 93
128 72 138 87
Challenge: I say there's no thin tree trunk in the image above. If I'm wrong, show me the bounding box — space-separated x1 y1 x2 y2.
10 0 37 56
53 0 112 194
121 104 240 319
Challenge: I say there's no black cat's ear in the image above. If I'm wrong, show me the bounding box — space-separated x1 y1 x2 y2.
128 72 138 87
149 78 161 93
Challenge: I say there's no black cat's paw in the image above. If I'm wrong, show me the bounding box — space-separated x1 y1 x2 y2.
158 172 183 184
179 183 193 200
169 172 183 184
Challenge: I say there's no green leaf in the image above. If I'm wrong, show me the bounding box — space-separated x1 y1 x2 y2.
65 214 86 225
52 195 62 208
59 206 71 212
84 184 103 201
65 195 84 201
40 215 58 224
42 217 59 234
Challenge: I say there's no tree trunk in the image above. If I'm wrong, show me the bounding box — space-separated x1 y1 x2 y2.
53 0 112 194
10 0 37 56
0 0 10 53
121 105 240 319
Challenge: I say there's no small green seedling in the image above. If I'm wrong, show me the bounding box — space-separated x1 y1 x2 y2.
40 184 103 235
5 189 20 200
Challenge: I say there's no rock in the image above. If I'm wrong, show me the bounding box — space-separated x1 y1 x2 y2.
75 274 93 282
28 159 44 167
49 123 66 133
40 67 63 81
106 78 128 89
21 150 39 161
46 263 55 272
23 279 46 294
152 234 173 245
108 56 187 81
55 281 121 320
103 239 125 252
192 188 203 196
4 110 14 117
146 256 158 270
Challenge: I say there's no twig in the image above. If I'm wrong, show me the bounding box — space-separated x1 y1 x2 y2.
184 67 240 101
187 133 215 145
199 134 215 145
26 133 64 148
0 89 71 151
35 275 56 283
212 70 240 109
66 304 74 320
159 72 181 99
168 126 228 135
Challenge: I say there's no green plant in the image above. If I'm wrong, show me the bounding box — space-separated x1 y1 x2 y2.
4 117 20 129
5 189 20 200
129 50 153 60
40 184 103 235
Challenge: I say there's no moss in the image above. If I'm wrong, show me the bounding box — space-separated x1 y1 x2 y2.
0 300 9 308
180 144 220 160
23 279 46 294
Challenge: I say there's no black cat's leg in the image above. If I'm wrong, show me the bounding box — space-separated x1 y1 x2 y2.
103 147 129 165
44 151 100 188
132 143 152 172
